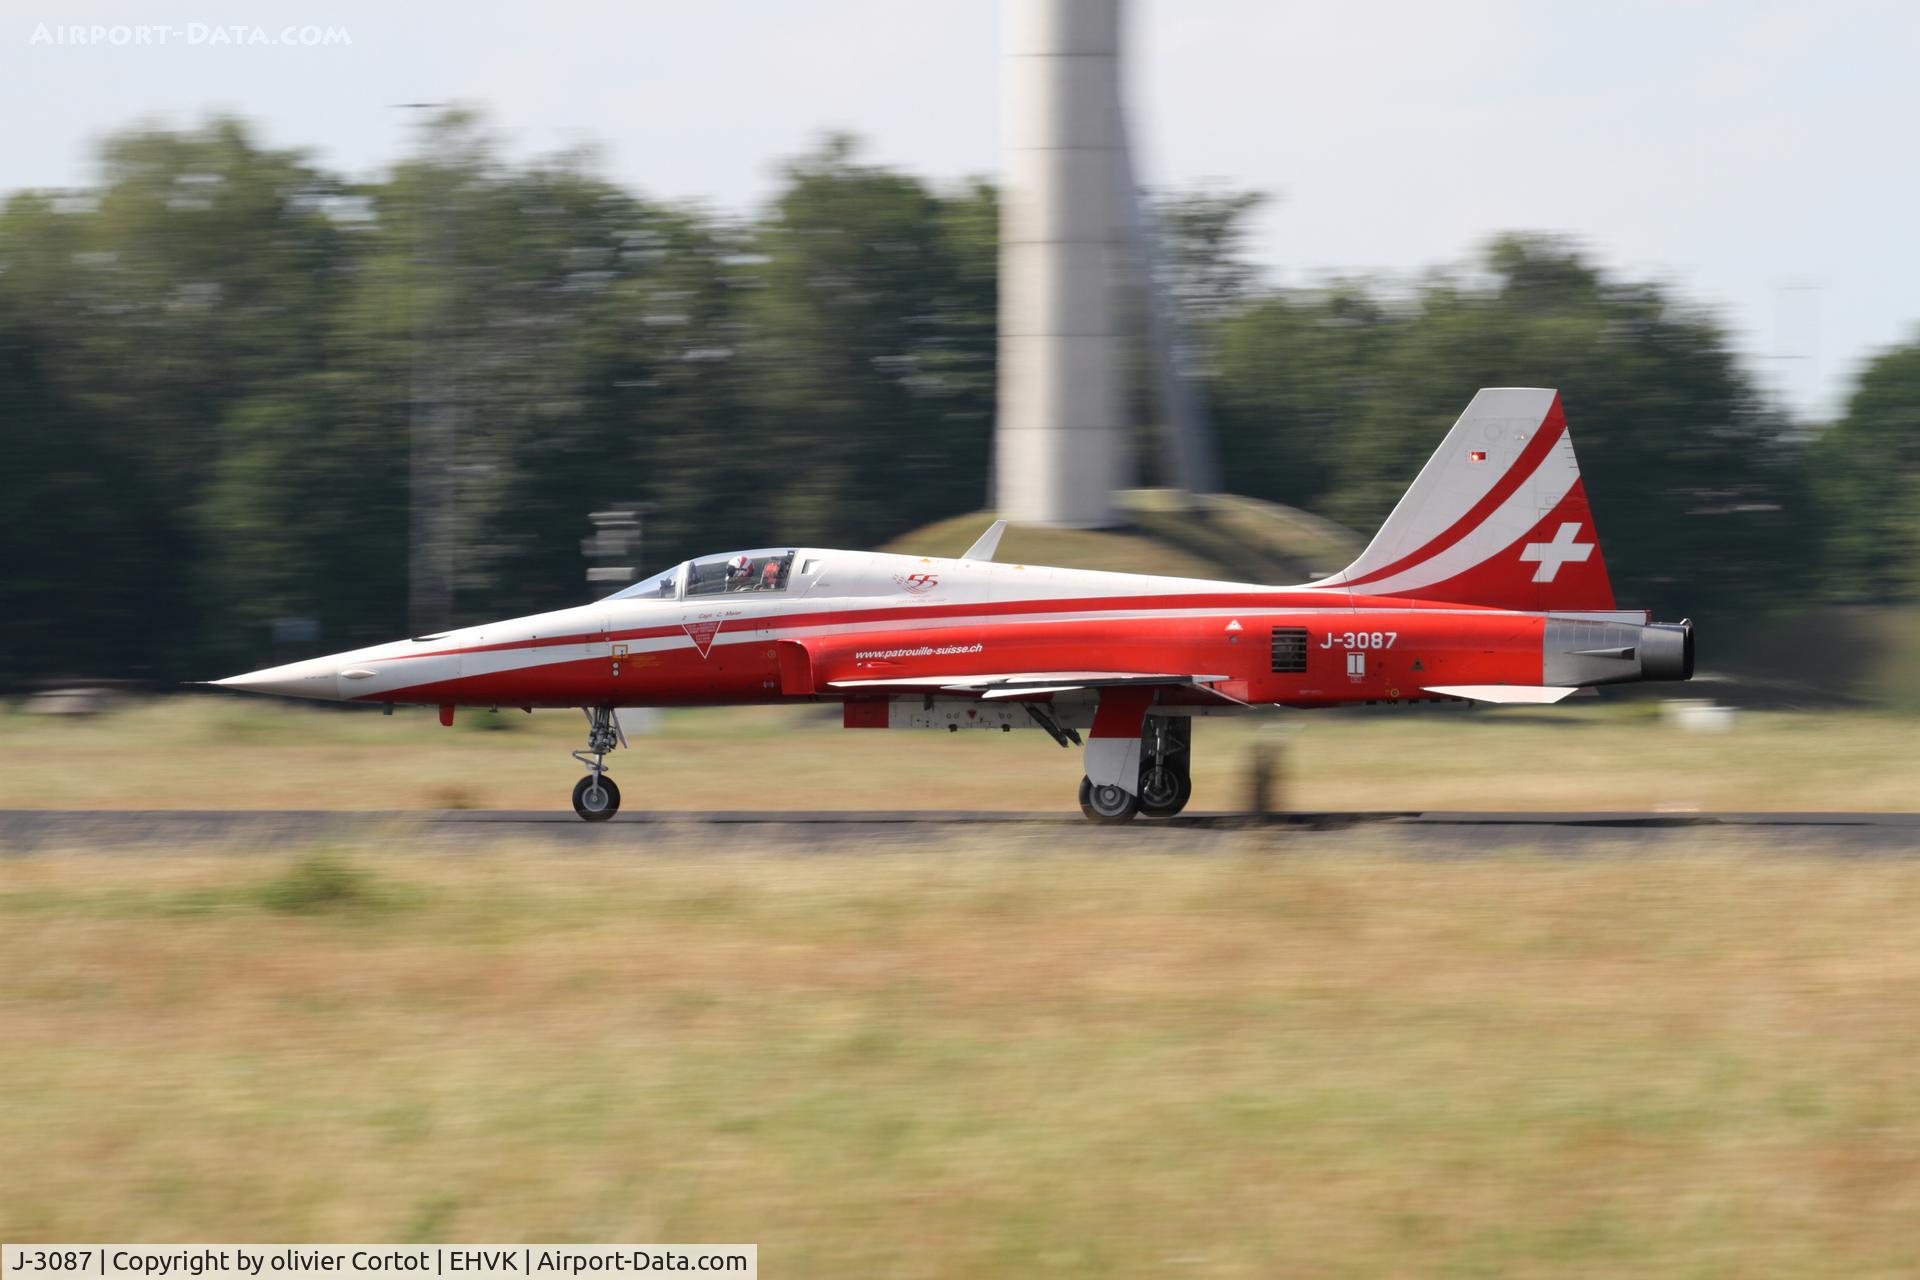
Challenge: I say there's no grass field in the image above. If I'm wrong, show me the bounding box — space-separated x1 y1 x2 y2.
0 696 1916 813
3 839 1919 1276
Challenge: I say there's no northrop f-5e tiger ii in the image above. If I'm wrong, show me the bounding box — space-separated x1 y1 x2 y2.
215 389 1694 821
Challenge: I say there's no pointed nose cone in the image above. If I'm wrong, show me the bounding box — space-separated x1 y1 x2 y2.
214 656 341 701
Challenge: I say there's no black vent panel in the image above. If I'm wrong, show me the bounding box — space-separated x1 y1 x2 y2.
1271 627 1307 674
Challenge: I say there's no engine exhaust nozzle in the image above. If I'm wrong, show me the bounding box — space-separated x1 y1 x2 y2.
1640 619 1694 682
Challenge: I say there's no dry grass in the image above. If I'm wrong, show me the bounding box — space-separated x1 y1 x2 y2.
3 837 1919 1276
0 697 1916 813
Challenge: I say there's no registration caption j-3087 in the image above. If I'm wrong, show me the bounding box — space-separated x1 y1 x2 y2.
3 1251 751 1279
1320 630 1398 649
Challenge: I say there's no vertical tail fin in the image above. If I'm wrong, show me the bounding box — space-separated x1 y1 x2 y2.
1315 388 1616 611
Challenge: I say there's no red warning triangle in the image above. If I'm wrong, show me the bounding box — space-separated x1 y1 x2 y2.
682 620 723 658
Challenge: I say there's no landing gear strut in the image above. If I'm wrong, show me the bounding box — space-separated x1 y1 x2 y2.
571 706 623 821
1137 715 1193 818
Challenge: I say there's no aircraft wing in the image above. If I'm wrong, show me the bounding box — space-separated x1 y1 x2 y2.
828 671 1244 703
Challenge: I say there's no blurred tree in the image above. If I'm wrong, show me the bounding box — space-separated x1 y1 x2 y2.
0 115 1878 686
1813 337 1920 601
0 118 355 680
1152 186 1267 322
194 373 408 666
1204 284 1397 511
740 136 996 548
0 246 154 684
1343 236 1806 617
452 162 763 615
1192 233 1806 616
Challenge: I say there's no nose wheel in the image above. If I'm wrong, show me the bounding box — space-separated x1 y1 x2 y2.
570 705 625 822
572 773 622 821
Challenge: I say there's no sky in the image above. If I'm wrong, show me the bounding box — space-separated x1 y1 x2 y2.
6 0 1916 419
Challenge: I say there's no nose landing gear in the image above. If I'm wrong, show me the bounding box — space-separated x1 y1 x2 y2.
571 706 624 821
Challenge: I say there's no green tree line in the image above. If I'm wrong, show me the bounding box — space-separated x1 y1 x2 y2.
1 114 1913 686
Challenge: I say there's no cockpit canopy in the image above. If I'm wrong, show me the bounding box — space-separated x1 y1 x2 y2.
604 549 798 603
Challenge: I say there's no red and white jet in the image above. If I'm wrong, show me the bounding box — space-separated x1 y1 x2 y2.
216 389 1694 821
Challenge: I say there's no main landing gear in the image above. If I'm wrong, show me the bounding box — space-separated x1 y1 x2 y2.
1078 715 1194 825
1079 777 1139 823
1137 715 1193 818
571 706 624 821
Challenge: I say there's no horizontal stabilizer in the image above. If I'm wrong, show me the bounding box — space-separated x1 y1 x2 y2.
1423 685 1583 704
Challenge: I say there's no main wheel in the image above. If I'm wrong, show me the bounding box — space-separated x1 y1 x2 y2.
1078 776 1139 824
1137 763 1193 818
572 773 622 822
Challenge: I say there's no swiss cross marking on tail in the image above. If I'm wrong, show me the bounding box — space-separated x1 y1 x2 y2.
1519 522 1595 583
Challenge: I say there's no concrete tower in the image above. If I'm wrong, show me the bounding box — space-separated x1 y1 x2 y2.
996 0 1127 526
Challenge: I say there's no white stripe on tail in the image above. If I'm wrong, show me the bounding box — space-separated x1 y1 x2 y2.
1313 388 1616 611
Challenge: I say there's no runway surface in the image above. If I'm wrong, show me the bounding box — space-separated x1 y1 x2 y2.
1 809 1916 853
